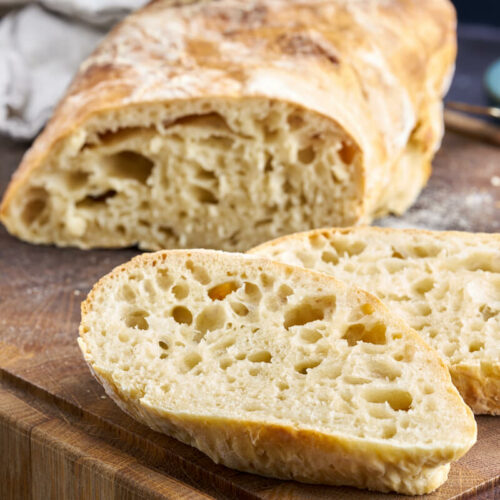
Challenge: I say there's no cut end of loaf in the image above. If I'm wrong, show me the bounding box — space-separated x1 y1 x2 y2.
1 99 363 251
79 249 476 494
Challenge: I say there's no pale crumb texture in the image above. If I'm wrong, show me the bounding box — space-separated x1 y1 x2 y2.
250 227 500 414
3 100 361 251
78 250 476 495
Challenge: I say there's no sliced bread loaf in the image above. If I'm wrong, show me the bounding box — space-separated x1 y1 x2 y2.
1 0 456 251
78 249 476 494
250 227 500 414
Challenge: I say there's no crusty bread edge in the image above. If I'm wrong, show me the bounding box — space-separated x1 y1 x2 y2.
248 225 500 415
78 249 477 495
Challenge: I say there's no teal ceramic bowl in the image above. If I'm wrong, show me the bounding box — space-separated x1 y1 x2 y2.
485 58 500 104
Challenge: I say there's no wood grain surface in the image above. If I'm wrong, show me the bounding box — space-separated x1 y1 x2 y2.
0 130 499 499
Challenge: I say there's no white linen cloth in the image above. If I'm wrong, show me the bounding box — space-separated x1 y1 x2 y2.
0 1 147 140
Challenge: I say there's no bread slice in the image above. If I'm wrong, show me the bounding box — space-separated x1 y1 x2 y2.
78 249 476 495
250 227 500 414
0 0 456 251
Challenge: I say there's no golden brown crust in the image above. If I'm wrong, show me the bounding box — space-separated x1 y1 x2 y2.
451 364 500 415
1 0 456 231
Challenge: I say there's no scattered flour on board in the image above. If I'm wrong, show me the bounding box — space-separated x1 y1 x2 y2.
376 190 497 232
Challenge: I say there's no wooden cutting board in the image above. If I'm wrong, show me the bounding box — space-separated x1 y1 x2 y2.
0 130 499 500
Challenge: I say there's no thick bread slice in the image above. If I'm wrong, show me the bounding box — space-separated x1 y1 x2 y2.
250 227 500 414
78 250 476 495
1 0 456 251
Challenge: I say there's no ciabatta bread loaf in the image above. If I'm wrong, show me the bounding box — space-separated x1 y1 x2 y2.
1 0 456 251
78 250 476 495
250 227 500 414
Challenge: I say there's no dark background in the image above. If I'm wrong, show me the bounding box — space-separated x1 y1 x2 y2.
449 1 500 106
453 0 500 26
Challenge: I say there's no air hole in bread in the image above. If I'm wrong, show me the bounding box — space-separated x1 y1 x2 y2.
194 167 217 181
254 218 273 229
172 282 189 299
284 302 324 329
118 332 130 343
156 269 174 291
427 329 438 339
125 309 149 330
413 277 434 295
219 358 233 370
186 260 211 284
343 322 386 346
393 344 415 363
248 350 272 363
308 233 325 249
368 359 402 381
249 367 260 376
391 248 404 259
469 340 484 353
331 238 366 257
159 340 169 350
338 141 357 163
277 284 293 300
412 245 440 258
120 284 136 301
158 226 177 239
415 303 432 316
423 385 434 395
235 352 246 360
84 126 155 149
230 301 249 316
172 306 193 325
76 190 117 208
321 251 339 265
65 170 90 190
208 281 240 300
294 359 322 374
364 388 413 411
260 273 275 289
360 303 375 315
299 329 322 344
382 424 397 439
287 113 304 130
104 150 154 184
244 282 262 303
298 145 316 164
479 304 497 321
195 304 226 334
183 352 202 372
462 254 498 273
191 185 218 204
166 112 232 132
22 187 49 225
277 381 289 391
217 336 236 349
